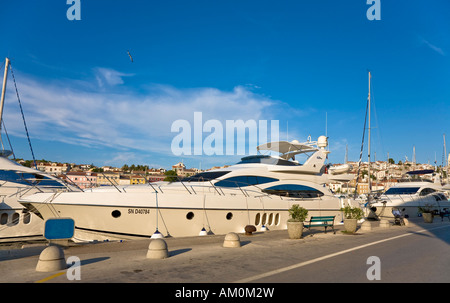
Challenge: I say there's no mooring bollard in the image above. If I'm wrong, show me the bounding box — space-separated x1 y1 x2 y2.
223 232 241 248
36 245 67 272
146 239 169 259
244 225 256 236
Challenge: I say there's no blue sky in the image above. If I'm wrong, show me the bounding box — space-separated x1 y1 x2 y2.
1 1 449 170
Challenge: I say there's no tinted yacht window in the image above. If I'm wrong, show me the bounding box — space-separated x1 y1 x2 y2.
214 176 278 188
238 155 299 166
384 187 420 195
0 170 65 187
419 188 436 196
182 171 230 182
262 184 324 198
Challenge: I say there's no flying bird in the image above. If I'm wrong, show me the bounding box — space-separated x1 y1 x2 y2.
127 50 133 62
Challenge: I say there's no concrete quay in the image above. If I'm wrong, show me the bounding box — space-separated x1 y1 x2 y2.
1 217 449 284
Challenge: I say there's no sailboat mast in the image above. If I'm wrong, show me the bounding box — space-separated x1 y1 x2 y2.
444 133 448 183
367 71 372 197
0 57 10 126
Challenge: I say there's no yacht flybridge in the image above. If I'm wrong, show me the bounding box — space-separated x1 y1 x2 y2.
20 135 359 242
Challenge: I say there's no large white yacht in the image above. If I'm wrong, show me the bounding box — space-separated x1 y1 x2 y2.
368 170 450 219
20 136 359 242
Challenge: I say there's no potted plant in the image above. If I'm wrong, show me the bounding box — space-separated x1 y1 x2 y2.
418 204 434 223
340 205 364 233
287 204 308 239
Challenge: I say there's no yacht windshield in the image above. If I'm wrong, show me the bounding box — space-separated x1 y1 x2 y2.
0 170 65 188
237 155 299 166
182 171 230 182
214 176 278 188
384 187 420 195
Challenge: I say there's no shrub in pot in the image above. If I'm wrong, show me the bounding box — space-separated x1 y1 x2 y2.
340 205 364 233
418 204 434 223
287 204 308 239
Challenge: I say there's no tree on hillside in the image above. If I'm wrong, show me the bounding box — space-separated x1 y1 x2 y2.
164 170 178 182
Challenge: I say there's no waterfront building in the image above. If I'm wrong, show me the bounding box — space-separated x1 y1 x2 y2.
66 171 97 189
36 162 69 175
97 171 120 186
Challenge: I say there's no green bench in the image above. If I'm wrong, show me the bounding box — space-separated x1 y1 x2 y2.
304 216 336 234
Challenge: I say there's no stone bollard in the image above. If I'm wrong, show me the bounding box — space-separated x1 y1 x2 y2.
223 232 241 248
361 220 372 232
379 219 390 228
36 245 67 272
146 239 169 259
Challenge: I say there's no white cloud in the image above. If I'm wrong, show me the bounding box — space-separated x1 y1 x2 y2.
2 69 285 159
93 67 134 87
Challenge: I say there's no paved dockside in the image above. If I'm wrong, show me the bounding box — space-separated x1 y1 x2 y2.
1 217 449 284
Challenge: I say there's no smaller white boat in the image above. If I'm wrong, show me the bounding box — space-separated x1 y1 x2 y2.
368 170 450 220
0 154 71 242
329 163 352 175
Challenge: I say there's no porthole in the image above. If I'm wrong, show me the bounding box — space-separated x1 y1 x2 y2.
0 213 8 225
112 210 121 218
23 213 31 224
226 212 233 220
11 213 19 226
275 213 280 225
186 212 194 220
268 213 273 226
255 213 261 225
261 213 267 225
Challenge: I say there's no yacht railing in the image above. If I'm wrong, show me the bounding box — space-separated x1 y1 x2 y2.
151 176 334 202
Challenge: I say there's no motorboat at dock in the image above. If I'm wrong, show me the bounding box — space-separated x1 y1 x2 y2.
368 170 450 220
20 136 360 242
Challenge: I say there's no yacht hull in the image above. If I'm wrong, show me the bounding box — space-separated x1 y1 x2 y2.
370 194 450 220
21 190 353 242
0 187 46 243
0 208 44 242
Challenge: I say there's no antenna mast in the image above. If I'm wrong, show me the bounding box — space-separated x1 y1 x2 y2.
0 57 10 128
367 71 372 199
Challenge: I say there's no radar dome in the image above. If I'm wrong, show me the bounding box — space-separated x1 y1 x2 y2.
317 136 328 148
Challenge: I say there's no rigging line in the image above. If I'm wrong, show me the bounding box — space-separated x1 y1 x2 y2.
370 80 385 162
9 64 37 168
2 119 16 159
354 93 369 199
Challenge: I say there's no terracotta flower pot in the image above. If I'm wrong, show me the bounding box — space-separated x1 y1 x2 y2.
287 221 304 239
